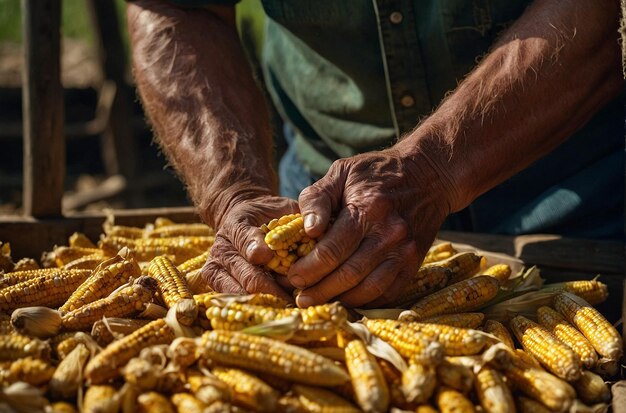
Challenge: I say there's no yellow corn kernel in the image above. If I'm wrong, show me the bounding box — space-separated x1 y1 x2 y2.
99 236 203 264
553 293 623 360
403 276 500 321
537 306 598 369
212 367 279 412
147 223 214 238
148 255 198 326
426 252 484 285
436 360 474 394
176 251 209 275
170 393 207 413
362 319 444 363
482 320 515 350
68 232 97 248
198 330 350 386
395 266 451 307
0 332 50 361
83 385 120 413
85 318 176 384
423 242 457 264
510 315 581 381
12 258 40 272
423 313 485 329
59 249 141 313
401 362 437 405
436 387 476 413
52 332 80 360
292 384 361 413
0 268 85 289
573 370 611 405
137 391 175 413
0 270 91 311
344 339 389 413
63 254 104 270
561 279 609 306
479 264 512 282
48 246 104 267
2 356 55 386
264 214 305 251
474 367 515 413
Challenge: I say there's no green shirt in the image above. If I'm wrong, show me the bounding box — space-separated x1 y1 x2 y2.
169 0 624 239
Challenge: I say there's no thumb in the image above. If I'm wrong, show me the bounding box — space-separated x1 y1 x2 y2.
298 167 344 238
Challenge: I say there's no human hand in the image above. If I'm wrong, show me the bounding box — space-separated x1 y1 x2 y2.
200 195 299 302
288 144 458 308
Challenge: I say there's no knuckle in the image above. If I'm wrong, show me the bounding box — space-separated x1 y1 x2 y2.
313 241 341 269
336 261 366 287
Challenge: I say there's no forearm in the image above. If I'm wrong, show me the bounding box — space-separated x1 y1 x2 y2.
128 1 276 228
397 0 622 213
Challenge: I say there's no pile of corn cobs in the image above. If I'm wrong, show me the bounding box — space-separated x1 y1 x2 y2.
0 213 621 413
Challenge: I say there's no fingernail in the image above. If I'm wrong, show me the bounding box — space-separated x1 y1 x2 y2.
246 241 257 257
290 275 306 289
296 294 314 308
304 214 317 230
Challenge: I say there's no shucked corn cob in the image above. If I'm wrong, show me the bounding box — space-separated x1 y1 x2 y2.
176 251 209 275
362 319 444 363
211 367 279 412
482 320 515 350
423 242 457 264
262 213 317 275
474 367 515 413
423 313 485 329
547 279 609 306
402 361 437 404
479 264 512 283
436 387 476 413
395 266 451 307
99 236 204 265
147 222 214 238
425 252 484 285
0 268 85 289
147 255 198 325
1 356 55 386
292 384 361 413
0 332 50 361
344 338 389 413
12 258 40 272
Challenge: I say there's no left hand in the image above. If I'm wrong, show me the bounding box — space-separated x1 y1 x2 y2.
288 144 456 308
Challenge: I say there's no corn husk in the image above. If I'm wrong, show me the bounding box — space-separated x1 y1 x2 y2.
0 382 49 413
49 343 91 399
11 306 62 338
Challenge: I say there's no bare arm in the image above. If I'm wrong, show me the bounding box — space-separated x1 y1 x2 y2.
294 0 622 307
128 1 297 299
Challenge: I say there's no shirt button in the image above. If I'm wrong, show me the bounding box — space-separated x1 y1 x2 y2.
400 94 415 108
389 11 403 24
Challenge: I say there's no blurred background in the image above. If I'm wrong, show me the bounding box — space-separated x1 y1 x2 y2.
0 0 269 215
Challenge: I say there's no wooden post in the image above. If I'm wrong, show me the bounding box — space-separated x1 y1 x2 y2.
21 0 64 217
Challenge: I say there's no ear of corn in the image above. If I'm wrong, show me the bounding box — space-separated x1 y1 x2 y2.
395 266 451 307
436 360 474 394
52 333 81 360
0 242 14 272
362 319 444 363
422 313 485 329
423 242 457 264
170 393 207 413
198 330 350 386
0 268 87 289
0 332 50 361
378 359 413 410
536 306 598 369
510 315 582 381
99 236 204 265
50 343 91 399
85 318 176 384
292 384 361 413
401 362 437 405
572 370 611 405
12 258 40 272
0 270 91 311
479 264 512 282
147 223 214 238
1 356 55 386
425 252 483 285
482 320 515 349
436 387 476 413
47 246 104 267
82 385 120 413
147 256 198 326
68 232 96 249
63 254 104 270
553 293 623 360
560 280 609 306
263 214 317 275
212 367 279 412
403 276 500 321
344 339 389 413
137 391 175 413
176 251 209 275
474 367 515 413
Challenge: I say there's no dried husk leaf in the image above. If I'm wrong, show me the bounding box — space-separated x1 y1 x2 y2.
11 306 62 338
50 343 90 400
0 382 49 413
241 314 300 341
164 305 196 338
346 321 408 373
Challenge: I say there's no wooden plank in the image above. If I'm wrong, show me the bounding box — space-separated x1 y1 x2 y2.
21 0 64 218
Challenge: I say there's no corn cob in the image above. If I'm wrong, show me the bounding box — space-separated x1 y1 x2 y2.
205 302 294 331
244 293 290 308
362 319 444 363
482 320 515 349
0 269 91 311
510 315 581 381
263 214 317 275
0 242 14 272
422 313 485 329
479 264 512 282
46 246 104 267
423 242 457 264
425 252 483 285
83 385 121 413
137 391 175 413
99 237 203 265
102 235 213 252
91 317 151 347
513 349 543 370
403 276 500 321
499 355 575 412
474 367 515 413
0 332 50 360
148 255 198 325
68 232 96 248
395 266 451 307
53 333 81 360
1 356 55 386
536 306 598 369
436 387 476 413
553 292 623 360
170 393 207 413
0 267 85 289
154 217 175 227
12 258 40 272
59 250 141 313
50 343 91 399
186 370 232 405
515 396 553 413
573 370 611 405
415 406 439 413
147 223 214 238
85 318 176 384
378 359 411 410
0 314 12 334
548 279 609 306
104 223 146 239
291 301 347 343
292 384 361 413
401 361 437 405
176 251 209 275
212 367 279 412
436 360 474 394
344 339 389 413
49 402 78 413
198 330 350 386
63 253 105 270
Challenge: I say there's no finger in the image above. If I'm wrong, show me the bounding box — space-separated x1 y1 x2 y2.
291 233 394 307
337 260 401 308
288 205 365 289
298 165 344 238
223 220 274 265
200 260 246 295
275 274 296 292
366 269 413 308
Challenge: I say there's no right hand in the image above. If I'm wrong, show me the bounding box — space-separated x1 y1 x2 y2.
199 194 300 302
